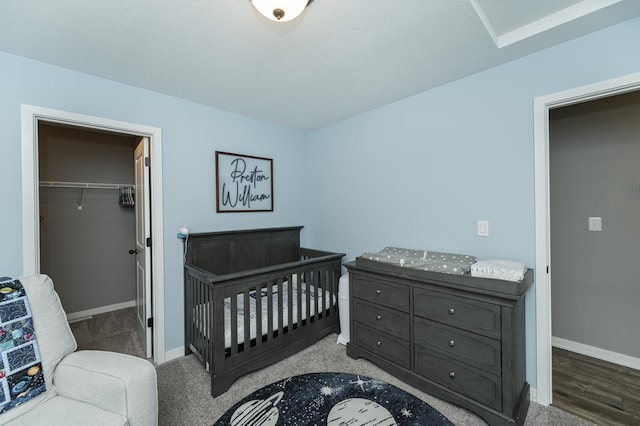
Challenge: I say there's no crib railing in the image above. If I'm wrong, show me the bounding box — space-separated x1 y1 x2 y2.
184 248 343 374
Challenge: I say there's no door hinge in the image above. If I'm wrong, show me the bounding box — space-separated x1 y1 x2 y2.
147 317 153 328
144 157 150 167
146 237 152 247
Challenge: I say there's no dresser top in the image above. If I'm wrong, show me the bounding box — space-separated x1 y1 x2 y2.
345 258 533 300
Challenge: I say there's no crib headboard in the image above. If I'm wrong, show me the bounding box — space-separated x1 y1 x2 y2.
185 226 303 275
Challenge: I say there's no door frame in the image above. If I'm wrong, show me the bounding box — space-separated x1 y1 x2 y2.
21 104 166 364
533 72 640 406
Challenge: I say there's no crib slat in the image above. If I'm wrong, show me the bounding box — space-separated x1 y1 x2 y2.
195 276 206 369
323 270 330 315
277 279 284 336
296 273 302 326
200 277 207 364
318 270 325 318
267 282 274 341
193 277 199 354
306 272 312 323
314 270 320 321
243 289 251 351
195 278 201 358
213 283 225 374
255 283 262 347
286 277 293 332
325 270 329 317
230 294 238 356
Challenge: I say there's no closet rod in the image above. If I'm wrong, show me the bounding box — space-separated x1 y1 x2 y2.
39 180 135 190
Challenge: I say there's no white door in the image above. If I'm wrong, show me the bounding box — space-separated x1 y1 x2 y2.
134 138 152 358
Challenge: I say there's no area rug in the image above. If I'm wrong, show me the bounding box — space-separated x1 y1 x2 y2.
214 372 454 425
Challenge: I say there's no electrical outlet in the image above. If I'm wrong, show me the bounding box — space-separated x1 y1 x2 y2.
588 217 602 232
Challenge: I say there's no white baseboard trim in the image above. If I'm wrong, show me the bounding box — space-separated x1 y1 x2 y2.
164 346 186 363
552 336 640 371
66 300 136 322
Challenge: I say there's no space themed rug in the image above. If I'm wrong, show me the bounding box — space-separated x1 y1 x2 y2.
214 372 453 425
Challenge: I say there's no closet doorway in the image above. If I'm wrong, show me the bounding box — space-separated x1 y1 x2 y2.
20 105 165 364
38 123 151 358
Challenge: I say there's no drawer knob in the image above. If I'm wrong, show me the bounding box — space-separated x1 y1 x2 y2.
376 341 382 347
449 371 456 379
448 340 455 347
448 308 455 315
376 315 382 321
376 289 382 296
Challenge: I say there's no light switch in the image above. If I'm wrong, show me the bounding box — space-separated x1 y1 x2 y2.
477 220 489 237
588 217 602 232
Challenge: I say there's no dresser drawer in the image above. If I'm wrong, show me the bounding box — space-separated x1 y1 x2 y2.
414 317 501 375
353 299 410 340
415 348 502 411
352 322 411 369
414 288 501 339
352 275 410 312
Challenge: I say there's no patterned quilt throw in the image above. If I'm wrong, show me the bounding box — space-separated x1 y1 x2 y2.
0 277 45 414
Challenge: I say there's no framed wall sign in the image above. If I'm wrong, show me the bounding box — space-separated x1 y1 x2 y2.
215 151 273 212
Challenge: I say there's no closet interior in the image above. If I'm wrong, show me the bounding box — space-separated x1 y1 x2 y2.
38 122 145 358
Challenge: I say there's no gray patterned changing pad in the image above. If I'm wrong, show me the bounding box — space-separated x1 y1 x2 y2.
361 247 477 275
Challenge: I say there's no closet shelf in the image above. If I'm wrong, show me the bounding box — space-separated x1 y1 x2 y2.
39 181 135 190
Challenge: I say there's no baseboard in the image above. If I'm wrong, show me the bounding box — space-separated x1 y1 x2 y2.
552 336 640 371
165 346 186 363
66 300 136 322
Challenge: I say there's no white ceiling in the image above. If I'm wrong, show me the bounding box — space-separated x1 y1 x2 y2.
1 0 639 130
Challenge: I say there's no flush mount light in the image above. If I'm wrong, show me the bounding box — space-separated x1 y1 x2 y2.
251 0 313 22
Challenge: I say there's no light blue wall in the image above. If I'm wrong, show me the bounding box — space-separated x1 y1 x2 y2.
305 17 640 389
0 52 307 352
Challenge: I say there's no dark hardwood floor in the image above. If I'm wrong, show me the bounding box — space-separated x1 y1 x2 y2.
553 347 640 425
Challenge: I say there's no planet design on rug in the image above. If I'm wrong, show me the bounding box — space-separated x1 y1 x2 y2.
216 372 453 426
327 398 396 425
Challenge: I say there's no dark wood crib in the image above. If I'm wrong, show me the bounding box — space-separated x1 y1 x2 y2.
184 226 345 396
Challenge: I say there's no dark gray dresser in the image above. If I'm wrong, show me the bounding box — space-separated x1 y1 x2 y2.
345 258 533 425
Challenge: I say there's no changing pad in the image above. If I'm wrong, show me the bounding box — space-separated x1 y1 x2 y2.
361 247 477 275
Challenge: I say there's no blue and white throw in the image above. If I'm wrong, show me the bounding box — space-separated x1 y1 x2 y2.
0 277 45 414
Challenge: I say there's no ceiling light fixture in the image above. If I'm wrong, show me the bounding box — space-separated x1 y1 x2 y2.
251 0 313 22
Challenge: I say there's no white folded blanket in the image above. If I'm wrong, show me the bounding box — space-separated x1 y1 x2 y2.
471 259 527 282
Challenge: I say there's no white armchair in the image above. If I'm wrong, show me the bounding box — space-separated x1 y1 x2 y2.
0 275 158 426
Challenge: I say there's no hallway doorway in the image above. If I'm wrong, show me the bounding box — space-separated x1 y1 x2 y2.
534 72 640 406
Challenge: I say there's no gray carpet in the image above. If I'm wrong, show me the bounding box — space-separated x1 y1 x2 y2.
69 307 146 358
68 311 595 425
155 334 596 426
